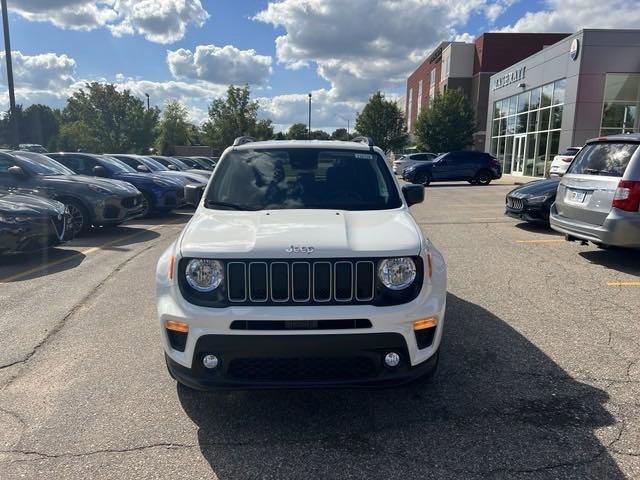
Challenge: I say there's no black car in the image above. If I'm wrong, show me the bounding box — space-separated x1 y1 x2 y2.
176 156 216 171
1 192 68 254
402 151 502 186
48 152 187 216
505 178 560 225
0 151 144 236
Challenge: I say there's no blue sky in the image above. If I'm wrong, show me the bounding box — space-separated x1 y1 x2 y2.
1 0 638 131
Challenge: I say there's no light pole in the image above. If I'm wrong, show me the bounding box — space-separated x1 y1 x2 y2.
145 93 150 110
1 0 18 146
308 93 312 139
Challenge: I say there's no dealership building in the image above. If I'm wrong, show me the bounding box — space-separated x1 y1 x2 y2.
486 29 640 178
405 32 570 150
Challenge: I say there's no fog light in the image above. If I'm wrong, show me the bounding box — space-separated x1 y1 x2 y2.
384 352 401 367
202 354 219 369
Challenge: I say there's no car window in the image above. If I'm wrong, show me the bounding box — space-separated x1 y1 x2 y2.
568 142 638 177
206 148 402 211
13 152 74 176
115 156 140 169
0 156 13 174
141 157 169 171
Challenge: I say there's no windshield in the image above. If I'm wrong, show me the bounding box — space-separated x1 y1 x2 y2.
140 157 169 172
568 142 638 177
166 157 190 169
205 148 402 211
101 156 137 173
14 152 75 176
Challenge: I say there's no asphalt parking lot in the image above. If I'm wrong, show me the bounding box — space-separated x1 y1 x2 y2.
0 184 639 479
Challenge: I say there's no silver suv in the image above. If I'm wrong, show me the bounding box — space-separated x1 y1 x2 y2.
550 134 640 248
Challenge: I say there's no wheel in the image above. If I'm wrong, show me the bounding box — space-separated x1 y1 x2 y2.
63 199 90 237
468 179 478 185
474 170 492 185
417 172 431 186
139 191 153 218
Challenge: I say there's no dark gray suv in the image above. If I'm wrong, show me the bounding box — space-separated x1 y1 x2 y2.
550 133 640 249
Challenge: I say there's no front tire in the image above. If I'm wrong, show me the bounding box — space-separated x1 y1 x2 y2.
416 172 431 186
64 199 90 237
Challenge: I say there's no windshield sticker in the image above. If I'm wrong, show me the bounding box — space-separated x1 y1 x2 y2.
355 153 374 159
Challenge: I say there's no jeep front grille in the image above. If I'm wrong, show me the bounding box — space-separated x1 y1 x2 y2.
226 260 375 305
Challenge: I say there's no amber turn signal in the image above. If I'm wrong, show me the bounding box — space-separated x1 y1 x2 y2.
165 320 189 333
413 317 438 331
167 255 175 280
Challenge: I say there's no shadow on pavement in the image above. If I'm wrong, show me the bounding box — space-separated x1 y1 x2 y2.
514 221 561 236
132 211 192 227
579 248 640 276
68 226 160 249
177 293 623 479
0 248 86 282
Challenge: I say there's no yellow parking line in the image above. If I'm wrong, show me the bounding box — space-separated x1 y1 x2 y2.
0 219 183 283
515 239 564 243
607 281 640 286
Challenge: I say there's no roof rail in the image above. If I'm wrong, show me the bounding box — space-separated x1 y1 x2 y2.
352 136 374 147
232 136 257 147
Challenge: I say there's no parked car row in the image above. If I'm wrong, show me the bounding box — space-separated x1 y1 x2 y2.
505 133 640 249
0 152 214 255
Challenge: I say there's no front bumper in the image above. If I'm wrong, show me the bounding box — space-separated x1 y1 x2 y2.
505 202 550 224
0 216 66 254
550 204 640 248
165 333 439 390
94 194 145 225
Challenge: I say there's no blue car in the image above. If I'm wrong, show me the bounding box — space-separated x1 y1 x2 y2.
47 153 187 216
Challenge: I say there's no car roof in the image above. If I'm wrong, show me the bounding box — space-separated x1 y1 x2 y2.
586 133 640 144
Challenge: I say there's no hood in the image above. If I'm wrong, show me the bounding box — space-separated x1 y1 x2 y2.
180 208 422 259
113 171 183 189
160 171 208 185
508 178 560 197
0 193 66 216
40 174 137 195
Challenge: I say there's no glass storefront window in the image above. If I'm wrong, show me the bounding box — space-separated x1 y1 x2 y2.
541 83 553 108
539 107 551 131
503 136 513 174
517 92 529 113
508 96 517 115
530 88 541 110
600 74 640 135
489 78 566 178
524 133 536 177
551 105 563 130
535 132 548 176
603 74 640 102
552 79 566 105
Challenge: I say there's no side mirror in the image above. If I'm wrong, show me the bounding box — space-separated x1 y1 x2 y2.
93 165 108 177
167 164 178 171
185 184 204 206
136 164 150 173
8 166 26 178
402 184 424 207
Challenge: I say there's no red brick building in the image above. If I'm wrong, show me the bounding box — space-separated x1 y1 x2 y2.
406 32 570 150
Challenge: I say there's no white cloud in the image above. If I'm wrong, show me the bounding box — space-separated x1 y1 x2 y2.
254 0 487 101
0 51 77 91
10 0 209 44
501 0 640 32
167 45 273 85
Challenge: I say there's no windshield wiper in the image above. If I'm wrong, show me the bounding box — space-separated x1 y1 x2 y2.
204 200 255 211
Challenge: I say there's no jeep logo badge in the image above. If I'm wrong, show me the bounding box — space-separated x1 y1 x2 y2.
286 245 315 254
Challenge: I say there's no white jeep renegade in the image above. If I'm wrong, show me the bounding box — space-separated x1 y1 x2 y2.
156 137 447 389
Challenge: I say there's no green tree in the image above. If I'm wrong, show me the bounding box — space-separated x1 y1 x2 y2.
253 119 275 140
330 128 349 141
53 121 94 152
414 88 475 152
274 131 286 140
354 91 407 152
62 82 159 153
0 105 24 147
286 123 308 140
155 99 191 155
310 130 330 140
202 84 267 150
21 104 60 148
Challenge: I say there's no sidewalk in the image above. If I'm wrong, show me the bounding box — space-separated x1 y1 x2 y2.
495 174 539 186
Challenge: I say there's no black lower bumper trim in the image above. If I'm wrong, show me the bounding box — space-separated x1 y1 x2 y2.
165 333 438 390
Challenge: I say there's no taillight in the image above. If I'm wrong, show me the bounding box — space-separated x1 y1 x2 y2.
612 180 640 212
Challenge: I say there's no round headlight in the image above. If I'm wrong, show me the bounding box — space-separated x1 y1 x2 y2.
378 257 416 290
185 259 224 292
